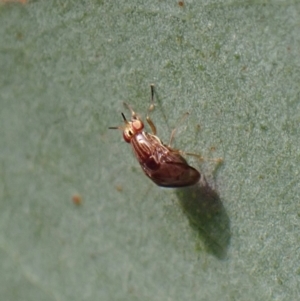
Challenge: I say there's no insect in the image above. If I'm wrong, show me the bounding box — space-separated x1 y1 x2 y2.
109 85 201 188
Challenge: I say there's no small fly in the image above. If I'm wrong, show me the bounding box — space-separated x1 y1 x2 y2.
109 85 204 188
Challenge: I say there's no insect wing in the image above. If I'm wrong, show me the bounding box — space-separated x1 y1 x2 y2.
131 133 200 187
144 150 200 187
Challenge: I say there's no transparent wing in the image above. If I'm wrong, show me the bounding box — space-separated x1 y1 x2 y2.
131 133 200 187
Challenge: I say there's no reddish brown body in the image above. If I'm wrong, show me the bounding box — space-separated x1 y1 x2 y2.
109 85 200 188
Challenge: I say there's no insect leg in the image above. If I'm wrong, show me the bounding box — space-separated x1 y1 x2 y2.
180 150 223 164
168 112 190 147
146 84 157 135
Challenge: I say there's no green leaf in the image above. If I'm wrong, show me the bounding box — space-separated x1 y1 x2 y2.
1 1 300 300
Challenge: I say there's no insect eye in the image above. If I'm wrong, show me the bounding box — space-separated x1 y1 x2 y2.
132 120 143 131
123 129 133 143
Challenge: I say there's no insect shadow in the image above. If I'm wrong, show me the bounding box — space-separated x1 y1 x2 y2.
175 174 230 259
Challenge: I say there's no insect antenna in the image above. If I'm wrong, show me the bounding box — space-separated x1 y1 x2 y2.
108 126 120 130
121 113 128 123
123 102 137 119
108 113 128 130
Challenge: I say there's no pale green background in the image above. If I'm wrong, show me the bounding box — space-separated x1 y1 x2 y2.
1 1 300 300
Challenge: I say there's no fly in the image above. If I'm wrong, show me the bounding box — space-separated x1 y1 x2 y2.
109 85 203 188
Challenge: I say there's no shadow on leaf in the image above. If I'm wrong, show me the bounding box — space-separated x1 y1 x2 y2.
175 175 230 259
